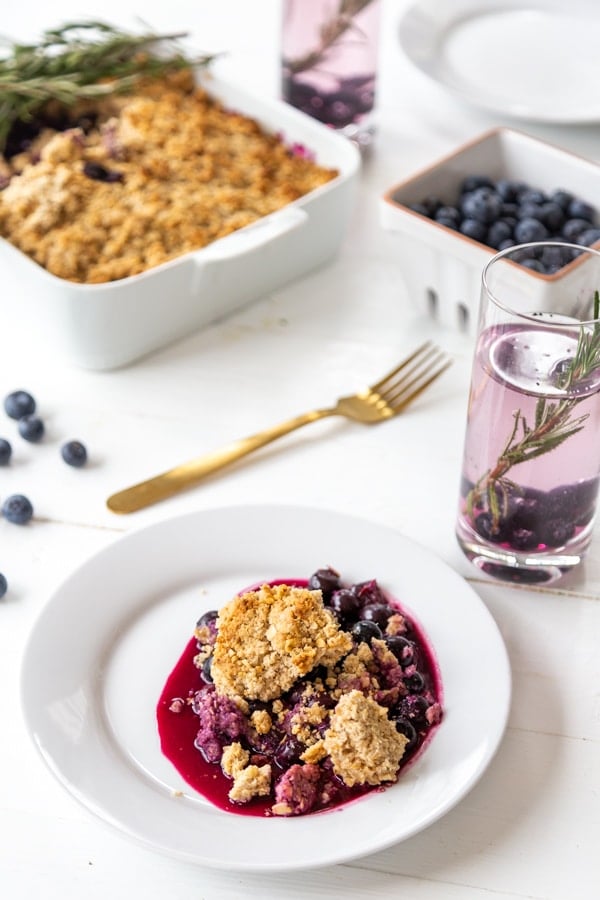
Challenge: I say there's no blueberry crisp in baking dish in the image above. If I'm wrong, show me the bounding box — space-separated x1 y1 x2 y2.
157 568 443 817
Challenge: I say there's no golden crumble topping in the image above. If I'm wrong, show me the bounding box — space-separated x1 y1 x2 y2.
0 71 338 284
228 764 272 804
211 583 352 702
323 690 408 787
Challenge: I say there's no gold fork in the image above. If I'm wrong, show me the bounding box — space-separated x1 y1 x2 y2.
107 341 452 513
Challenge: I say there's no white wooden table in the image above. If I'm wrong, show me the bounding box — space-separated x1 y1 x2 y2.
1 2 598 898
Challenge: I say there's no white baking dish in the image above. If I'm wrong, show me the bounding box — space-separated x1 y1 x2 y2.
0 73 360 370
380 128 600 335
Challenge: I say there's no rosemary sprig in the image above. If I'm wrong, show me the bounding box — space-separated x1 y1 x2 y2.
283 0 377 76
0 21 216 152
468 290 600 526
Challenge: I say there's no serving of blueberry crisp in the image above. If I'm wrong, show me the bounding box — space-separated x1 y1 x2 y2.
157 567 443 817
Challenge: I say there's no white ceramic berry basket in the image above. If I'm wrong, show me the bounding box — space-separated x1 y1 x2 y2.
0 73 360 371
380 127 600 336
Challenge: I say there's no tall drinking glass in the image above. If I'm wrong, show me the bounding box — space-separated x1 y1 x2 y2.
456 242 600 584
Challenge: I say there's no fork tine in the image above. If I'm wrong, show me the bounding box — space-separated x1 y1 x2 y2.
381 345 451 404
385 359 453 412
368 341 435 394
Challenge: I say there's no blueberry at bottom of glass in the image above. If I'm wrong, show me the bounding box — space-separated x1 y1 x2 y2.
283 74 375 129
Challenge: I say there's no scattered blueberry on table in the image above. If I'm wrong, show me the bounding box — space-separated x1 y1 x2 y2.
61 440 88 467
4 390 36 420
408 176 600 274
0 438 11 465
2 494 34 525
18 414 45 443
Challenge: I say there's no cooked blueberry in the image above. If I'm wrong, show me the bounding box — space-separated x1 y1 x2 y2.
393 716 418 751
18 415 44 442
61 440 87 467
0 438 11 465
330 588 360 620
4 390 36 419
474 512 504 542
196 609 218 628
460 218 488 242
274 736 304 768
201 656 214 683
351 620 383 644
405 672 426 693
398 694 429 725
384 634 415 664
567 198 595 222
308 567 340 596
83 161 124 183
514 217 549 243
362 602 393 628
2 494 33 524
351 578 386 606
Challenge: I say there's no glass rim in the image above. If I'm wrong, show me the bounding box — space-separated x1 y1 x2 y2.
481 241 600 327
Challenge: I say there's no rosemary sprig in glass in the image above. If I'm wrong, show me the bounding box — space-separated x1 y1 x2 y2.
467 290 600 528
0 21 216 152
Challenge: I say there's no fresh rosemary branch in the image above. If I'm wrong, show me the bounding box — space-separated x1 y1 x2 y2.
468 290 600 525
0 21 216 152
283 0 377 76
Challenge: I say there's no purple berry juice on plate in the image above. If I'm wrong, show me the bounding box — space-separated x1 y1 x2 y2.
456 321 600 582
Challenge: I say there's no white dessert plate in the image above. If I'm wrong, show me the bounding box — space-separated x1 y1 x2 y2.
398 0 600 123
21 504 511 872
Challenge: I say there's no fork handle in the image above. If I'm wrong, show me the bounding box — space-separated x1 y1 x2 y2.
106 407 334 513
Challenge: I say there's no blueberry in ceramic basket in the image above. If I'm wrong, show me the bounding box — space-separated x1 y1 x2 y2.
2 494 33 525
18 415 44 443
0 438 11 465
4 390 36 420
61 440 87 467
0 573 7 599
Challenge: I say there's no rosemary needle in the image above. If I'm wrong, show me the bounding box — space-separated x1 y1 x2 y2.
0 20 216 152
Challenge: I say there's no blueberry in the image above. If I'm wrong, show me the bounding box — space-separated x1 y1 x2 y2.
362 602 393 628
568 198 595 222
577 228 600 247
435 215 458 230
351 578 386 607
384 634 415 664
196 609 218 628
562 218 592 240
538 201 565 232
460 187 502 224
0 573 6 599
351 620 383 644
514 217 549 243
460 218 488 242
83 161 124 183
460 175 495 194
308 567 340 596
2 494 33 525
518 188 546 205
474 512 504 542
408 202 429 216
0 438 11 465
274 736 304 768
487 220 513 249
18 415 44 443
393 717 418 752
498 238 516 250
434 205 461 226
398 694 429 726
540 519 575 547
550 189 573 211
495 179 522 202
405 671 426 693
4 390 35 420
61 440 87 467
201 655 214 683
509 527 539 550
420 196 443 216
540 244 569 272
330 588 360 620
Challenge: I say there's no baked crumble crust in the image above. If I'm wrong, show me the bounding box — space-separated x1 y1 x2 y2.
0 70 338 284
211 583 352 702
323 690 408 787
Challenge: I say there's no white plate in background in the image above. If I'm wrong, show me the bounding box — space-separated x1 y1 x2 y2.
399 0 600 123
21 504 511 871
